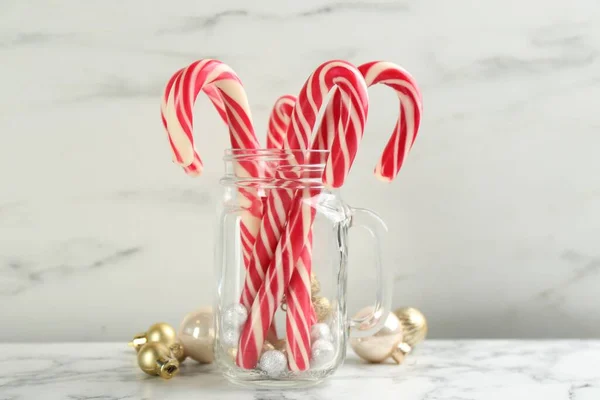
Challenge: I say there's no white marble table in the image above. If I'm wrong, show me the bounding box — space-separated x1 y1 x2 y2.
1 341 599 400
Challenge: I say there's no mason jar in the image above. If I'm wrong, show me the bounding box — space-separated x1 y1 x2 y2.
214 149 392 387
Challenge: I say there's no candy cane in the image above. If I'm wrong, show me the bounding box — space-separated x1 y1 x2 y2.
282 92 356 371
284 61 422 370
266 95 296 149
160 59 262 270
160 70 233 173
260 95 299 343
237 94 298 309
266 94 318 328
361 61 422 181
253 61 422 370
238 66 364 312
264 95 319 339
236 60 369 371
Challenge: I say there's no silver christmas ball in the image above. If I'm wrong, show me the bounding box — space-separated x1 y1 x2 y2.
310 339 335 368
310 323 332 343
258 350 287 377
221 326 240 348
222 303 248 328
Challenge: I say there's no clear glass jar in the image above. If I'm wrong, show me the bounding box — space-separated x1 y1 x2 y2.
214 149 392 388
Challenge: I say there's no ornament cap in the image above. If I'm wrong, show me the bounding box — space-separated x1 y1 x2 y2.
157 358 180 379
390 349 404 364
129 332 147 352
169 341 186 362
390 343 412 364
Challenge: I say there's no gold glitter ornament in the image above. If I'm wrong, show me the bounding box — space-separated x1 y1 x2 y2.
393 307 427 347
312 296 332 322
311 273 321 295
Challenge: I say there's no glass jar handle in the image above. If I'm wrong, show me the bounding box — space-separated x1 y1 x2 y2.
347 207 393 338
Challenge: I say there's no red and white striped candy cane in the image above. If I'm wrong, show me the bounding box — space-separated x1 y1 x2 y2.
259 91 353 370
267 61 422 192
284 61 422 370
265 95 318 327
361 61 422 180
256 61 422 371
282 91 359 371
160 70 234 173
160 59 262 270
237 94 298 310
248 95 299 343
266 95 296 149
263 95 318 340
236 60 369 371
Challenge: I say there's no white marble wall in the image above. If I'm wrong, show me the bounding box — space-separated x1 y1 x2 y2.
1 0 599 341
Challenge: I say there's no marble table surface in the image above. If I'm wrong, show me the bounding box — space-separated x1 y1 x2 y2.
1 340 599 400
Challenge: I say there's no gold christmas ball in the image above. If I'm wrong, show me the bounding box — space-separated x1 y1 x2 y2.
137 342 180 379
311 273 321 295
267 337 287 355
272 338 287 351
350 307 405 364
262 342 275 353
129 322 178 352
178 307 215 363
394 307 427 347
313 296 332 322
146 322 178 346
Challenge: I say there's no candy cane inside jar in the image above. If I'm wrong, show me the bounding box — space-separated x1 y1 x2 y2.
235 60 369 372
239 61 423 374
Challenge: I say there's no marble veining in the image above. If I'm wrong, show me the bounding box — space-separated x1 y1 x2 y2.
163 1 412 34
1 0 600 341
0 239 142 296
0 341 599 400
536 251 600 305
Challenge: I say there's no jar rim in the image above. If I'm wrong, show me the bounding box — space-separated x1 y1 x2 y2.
223 148 330 161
